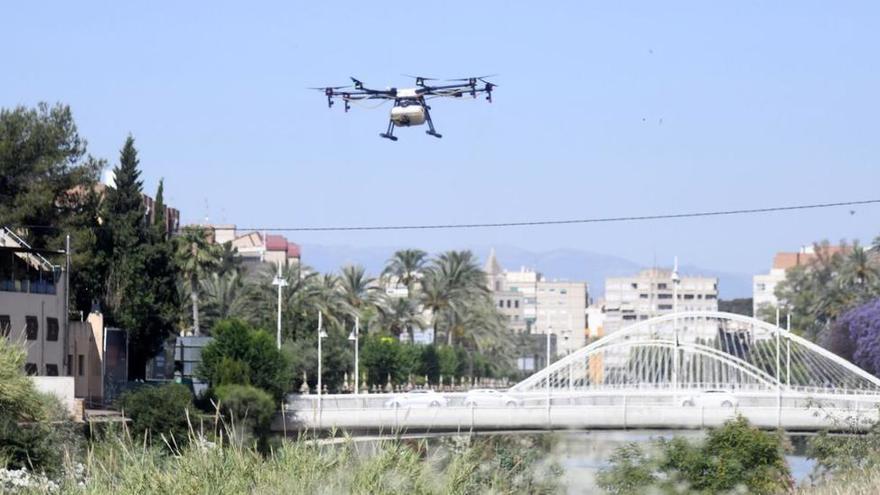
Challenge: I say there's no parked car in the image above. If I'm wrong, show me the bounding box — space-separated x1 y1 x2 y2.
680 389 738 408
384 389 448 408
463 389 522 408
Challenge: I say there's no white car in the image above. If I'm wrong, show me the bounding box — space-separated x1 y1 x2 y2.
384 390 448 408
680 389 738 408
463 389 522 408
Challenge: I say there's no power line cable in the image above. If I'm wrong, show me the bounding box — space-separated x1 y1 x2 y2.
10 198 879 233
237 198 880 232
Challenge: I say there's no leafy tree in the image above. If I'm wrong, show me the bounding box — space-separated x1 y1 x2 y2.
118 383 193 448
175 225 222 335
102 136 175 379
834 298 880 376
0 103 102 247
718 297 753 316
360 335 405 386
197 319 292 401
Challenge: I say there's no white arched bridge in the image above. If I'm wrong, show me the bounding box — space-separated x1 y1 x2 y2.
280 312 880 433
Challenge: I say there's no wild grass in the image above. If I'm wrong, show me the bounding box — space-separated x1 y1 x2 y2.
12 415 562 495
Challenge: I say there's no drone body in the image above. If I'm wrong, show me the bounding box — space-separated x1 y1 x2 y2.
311 76 497 141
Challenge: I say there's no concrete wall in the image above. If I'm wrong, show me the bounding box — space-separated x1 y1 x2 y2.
32 376 76 418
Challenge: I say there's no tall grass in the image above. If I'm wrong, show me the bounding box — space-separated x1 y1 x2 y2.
39 420 562 494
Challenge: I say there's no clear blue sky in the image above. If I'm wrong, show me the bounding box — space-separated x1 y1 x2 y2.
3 1 879 275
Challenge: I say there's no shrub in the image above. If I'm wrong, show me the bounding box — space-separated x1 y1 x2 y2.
215 384 275 449
118 383 193 447
598 416 791 494
198 319 291 401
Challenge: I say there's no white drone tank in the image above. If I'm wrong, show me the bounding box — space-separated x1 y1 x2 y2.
390 105 426 126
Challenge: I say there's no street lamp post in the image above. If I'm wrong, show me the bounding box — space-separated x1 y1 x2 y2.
317 311 328 419
272 264 288 350
348 316 359 395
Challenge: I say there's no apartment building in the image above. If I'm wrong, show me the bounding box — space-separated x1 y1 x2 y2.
603 267 718 335
205 225 302 271
752 245 848 316
484 249 588 356
0 228 68 376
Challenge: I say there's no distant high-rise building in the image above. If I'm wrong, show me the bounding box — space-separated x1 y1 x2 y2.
603 267 718 335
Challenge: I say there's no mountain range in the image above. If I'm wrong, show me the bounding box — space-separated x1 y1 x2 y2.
299 243 754 299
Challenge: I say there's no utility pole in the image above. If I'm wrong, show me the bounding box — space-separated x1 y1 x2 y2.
349 317 359 395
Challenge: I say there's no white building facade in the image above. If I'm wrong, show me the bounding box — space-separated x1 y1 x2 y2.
603 268 718 335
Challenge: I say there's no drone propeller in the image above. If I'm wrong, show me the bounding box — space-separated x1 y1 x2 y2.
402 74 439 86
307 85 349 91
446 74 498 82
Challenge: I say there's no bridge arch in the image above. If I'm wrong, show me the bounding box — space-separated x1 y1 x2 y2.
510 311 880 395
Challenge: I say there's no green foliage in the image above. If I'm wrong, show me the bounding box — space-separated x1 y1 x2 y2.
773 240 880 343
213 357 250 386
718 297 754 316
595 443 656 494
598 416 791 494
215 384 275 449
118 383 193 447
175 226 223 336
361 335 405 386
101 136 178 379
197 319 292 401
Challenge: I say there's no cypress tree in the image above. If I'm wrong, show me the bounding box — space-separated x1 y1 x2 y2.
102 136 174 379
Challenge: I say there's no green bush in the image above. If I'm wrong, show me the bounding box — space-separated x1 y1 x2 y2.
118 383 193 447
216 385 275 432
198 319 291 401
598 416 792 494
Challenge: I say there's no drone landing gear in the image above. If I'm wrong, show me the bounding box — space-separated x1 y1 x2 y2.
423 100 442 139
380 119 398 141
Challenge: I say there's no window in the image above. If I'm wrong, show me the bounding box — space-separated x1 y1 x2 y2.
658 294 672 299
78 355 85 377
67 354 73 376
514 300 519 309
623 315 637 321
756 283 766 292
658 304 673 310
657 283 668 289
25 363 38 375
631 283 638 289
498 300 504 308
45 364 59 376
639 294 648 299
684 294 694 300
560 289 567 295
46 317 59 341
0 315 10 337
705 294 717 300
506 300 511 308
25 316 38 340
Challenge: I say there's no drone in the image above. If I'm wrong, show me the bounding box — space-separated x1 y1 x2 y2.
310 75 497 141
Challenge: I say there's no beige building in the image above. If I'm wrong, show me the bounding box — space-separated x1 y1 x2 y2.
204 225 302 271
752 245 848 316
485 249 588 356
1 227 68 377
604 267 718 335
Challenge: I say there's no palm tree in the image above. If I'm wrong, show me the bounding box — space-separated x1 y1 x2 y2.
200 271 247 331
840 243 880 291
175 226 222 335
339 265 380 324
376 296 426 341
382 249 428 291
426 250 489 345
216 241 243 278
